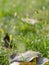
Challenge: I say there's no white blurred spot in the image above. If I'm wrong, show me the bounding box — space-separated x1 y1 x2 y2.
14 12 17 17
10 62 20 65
21 18 39 25
42 6 45 10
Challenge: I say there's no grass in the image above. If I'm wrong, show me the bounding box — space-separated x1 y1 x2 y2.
0 0 49 65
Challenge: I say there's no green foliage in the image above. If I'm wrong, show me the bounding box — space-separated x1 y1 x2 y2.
0 0 49 65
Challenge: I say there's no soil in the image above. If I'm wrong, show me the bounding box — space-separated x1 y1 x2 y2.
20 62 37 65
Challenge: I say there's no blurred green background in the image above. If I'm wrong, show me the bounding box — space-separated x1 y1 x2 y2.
0 0 49 65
